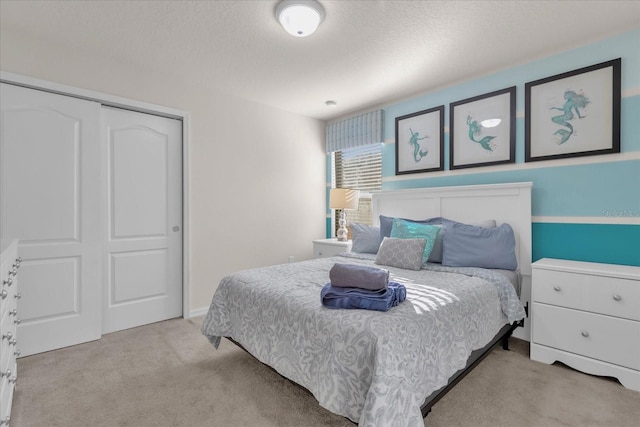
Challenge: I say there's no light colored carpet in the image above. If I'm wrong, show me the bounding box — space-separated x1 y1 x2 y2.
11 317 640 427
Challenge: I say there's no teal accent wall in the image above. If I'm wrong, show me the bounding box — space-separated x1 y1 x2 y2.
532 223 640 266
330 29 640 266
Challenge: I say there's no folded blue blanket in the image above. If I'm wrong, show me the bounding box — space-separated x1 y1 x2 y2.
320 281 406 312
329 263 389 291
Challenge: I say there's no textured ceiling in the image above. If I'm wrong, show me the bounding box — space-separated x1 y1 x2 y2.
1 1 639 120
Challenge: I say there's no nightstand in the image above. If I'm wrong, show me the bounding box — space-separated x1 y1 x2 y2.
312 238 352 258
530 258 640 391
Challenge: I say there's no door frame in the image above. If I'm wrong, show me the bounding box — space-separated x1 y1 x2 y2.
0 71 192 320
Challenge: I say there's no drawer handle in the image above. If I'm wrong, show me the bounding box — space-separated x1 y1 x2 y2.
581 331 590 338
553 285 561 292
0 289 7 299
612 294 622 302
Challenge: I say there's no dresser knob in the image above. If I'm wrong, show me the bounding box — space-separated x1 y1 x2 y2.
0 289 7 299
8 376 17 384
612 294 622 302
14 349 21 357
0 416 9 426
581 331 590 338
2 332 13 341
9 309 17 316
553 285 561 292
1 369 11 378
4 277 13 286
14 318 21 325
15 292 22 299
9 338 17 346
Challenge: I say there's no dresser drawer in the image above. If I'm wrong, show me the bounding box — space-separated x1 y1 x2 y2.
533 268 640 321
532 303 640 370
1 309 17 374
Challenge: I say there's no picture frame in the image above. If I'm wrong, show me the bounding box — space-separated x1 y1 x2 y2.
525 58 621 162
449 87 516 170
395 105 444 175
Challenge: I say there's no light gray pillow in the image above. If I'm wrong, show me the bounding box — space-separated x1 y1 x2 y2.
375 237 426 271
442 222 517 270
350 223 382 254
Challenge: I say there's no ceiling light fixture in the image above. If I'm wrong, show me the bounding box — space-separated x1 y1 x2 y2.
481 118 502 128
275 0 325 38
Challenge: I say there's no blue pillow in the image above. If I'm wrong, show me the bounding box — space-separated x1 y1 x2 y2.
380 215 497 263
379 215 432 239
442 222 517 270
350 223 382 254
430 218 497 263
389 218 440 263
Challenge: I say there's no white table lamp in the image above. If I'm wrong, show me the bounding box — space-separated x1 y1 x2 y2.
329 188 359 241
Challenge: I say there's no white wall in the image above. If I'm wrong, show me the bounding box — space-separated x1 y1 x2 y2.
0 30 327 313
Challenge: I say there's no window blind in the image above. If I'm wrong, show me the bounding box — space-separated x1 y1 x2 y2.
326 109 383 153
333 143 382 229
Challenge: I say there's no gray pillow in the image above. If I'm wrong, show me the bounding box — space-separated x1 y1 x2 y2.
374 237 426 271
442 222 517 270
350 223 382 254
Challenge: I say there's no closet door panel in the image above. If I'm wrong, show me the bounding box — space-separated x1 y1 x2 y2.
2 108 78 241
1 83 102 356
102 107 182 334
111 127 167 238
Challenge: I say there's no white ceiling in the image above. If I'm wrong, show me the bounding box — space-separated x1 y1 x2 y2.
1 1 639 121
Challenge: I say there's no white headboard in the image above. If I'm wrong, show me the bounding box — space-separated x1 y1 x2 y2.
371 182 533 276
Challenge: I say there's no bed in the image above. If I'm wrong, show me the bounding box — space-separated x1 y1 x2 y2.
202 182 532 426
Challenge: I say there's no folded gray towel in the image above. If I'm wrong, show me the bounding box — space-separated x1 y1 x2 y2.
329 263 389 291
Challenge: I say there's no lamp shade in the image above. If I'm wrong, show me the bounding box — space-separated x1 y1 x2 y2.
275 0 325 37
330 188 359 210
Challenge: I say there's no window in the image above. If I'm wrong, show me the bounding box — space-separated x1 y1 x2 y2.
332 143 382 233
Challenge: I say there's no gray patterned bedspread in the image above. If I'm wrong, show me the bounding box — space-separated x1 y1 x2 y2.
201 254 526 427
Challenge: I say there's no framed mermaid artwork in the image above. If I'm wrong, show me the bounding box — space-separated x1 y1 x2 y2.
449 87 516 170
395 105 444 175
525 58 621 162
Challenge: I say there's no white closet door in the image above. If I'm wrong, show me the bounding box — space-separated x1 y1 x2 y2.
101 107 182 334
0 83 103 356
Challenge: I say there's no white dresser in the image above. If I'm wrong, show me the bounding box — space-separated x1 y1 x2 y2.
1 239 21 426
530 258 640 391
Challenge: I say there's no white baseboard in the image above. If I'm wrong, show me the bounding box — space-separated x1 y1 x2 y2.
187 306 209 319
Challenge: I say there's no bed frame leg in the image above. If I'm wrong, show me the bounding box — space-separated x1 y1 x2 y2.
501 335 510 351
501 325 516 351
